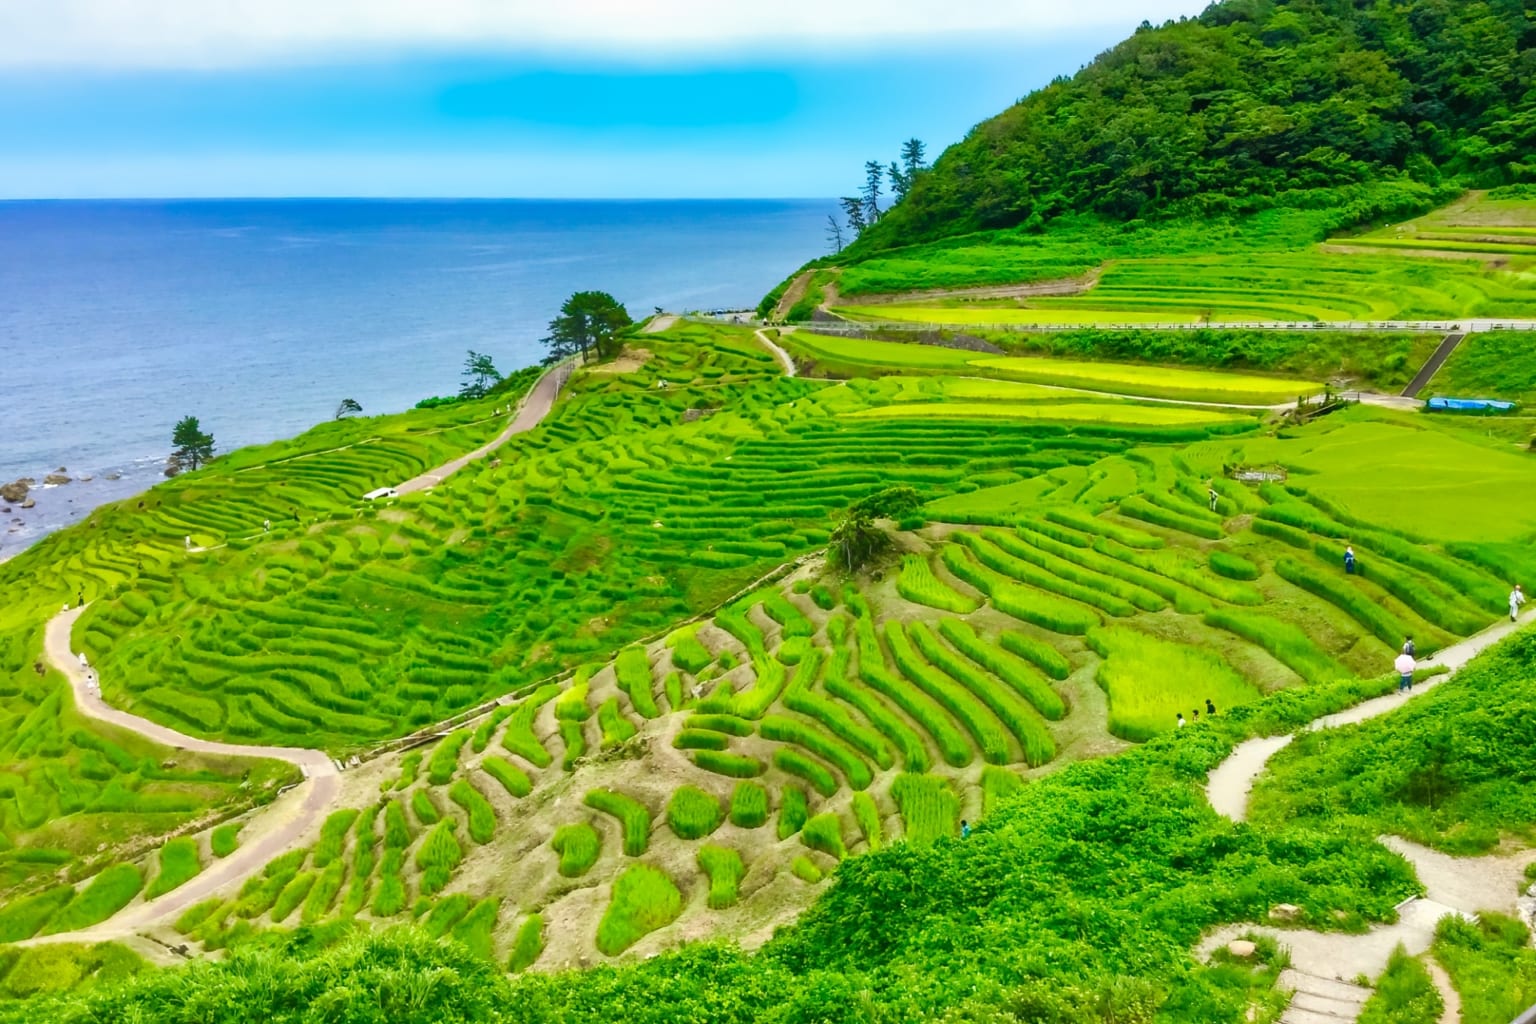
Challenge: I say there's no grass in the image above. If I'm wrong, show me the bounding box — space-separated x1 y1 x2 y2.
595 864 683 956
508 914 545 971
448 780 497 844
790 855 823 883
728 782 770 829
691 750 766 779
552 823 601 877
144 837 202 899
1087 626 1261 741
851 792 882 851
1356 946 1442 1024
666 786 723 840
0 886 73 942
583 789 651 857
896 554 980 614
1434 913 1536 1024
777 786 809 840
414 822 464 897
844 402 1251 427
697 845 746 909
312 808 359 869
481 756 532 798
890 773 959 845
209 823 242 859
41 865 143 935
800 813 847 861
1203 609 1353 686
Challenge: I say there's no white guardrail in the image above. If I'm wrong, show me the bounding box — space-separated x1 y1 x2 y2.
759 318 1536 334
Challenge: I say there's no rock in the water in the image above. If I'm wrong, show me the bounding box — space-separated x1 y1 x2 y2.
20 497 36 509
0 479 27 503
1269 903 1302 922
76 474 93 482
105 471 122 481
43 473 70 485
1226 939 1257 958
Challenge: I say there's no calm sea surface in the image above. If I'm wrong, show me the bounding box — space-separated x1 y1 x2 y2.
0 199 828 556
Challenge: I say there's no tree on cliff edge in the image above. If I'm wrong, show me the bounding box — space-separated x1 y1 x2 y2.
169 416 215 474
541 291 632 364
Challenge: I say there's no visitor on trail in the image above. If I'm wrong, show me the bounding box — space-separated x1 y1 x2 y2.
76 591 83 607
78 652 88 670
1176 713 1186 729
184 535 191 550
1207 482 1219 512
1394 650 1416 692
1205 698 1216 716
1511 584 1526 622
961 820 971 839
1192 709 1200 721
1402 636 1415 658
1343 545 1356 574
263 519 271 532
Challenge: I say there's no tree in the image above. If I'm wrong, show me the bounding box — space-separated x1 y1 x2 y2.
888 161 911 202
829 511 887 572
899 138 927 179
170 416 215 472
335 398 362 419
862 161 884 222
460 351 502 399
840 196 867 236
542 291 633 364
825 214 846 254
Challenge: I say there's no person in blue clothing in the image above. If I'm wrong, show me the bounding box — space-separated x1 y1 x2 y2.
1344 545 1357 574
960 820 971 839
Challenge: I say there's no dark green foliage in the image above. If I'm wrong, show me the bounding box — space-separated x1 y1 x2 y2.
1434 913 1536 1024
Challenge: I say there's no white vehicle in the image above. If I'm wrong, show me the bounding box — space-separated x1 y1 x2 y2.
363 487 399 501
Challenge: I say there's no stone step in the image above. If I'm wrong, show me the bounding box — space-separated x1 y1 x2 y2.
1280 969 1370 1006
1291 990 1365 1018
1281 1005 1361 1024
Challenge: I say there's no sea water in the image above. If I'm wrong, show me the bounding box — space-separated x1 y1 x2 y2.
0 198 828 555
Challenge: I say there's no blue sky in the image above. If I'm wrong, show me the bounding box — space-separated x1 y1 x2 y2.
0 2 1207 198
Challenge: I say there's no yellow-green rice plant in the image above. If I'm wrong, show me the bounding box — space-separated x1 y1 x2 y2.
508 914 545 972
554 665 595 722
41 865 143 934
502 683 560 769
597 697 639 748
1202 609 1353 685
583 789 651 856
1087 626 1260 741
1094 537 1263 605
691 750 766 779
800 813 847 861
552 823 601 877
667 626 714 674
300 861 345 924
961 532 1136 617
340 805 379 916
414 821 464 897
760 712 873 789
559 718 586 771
697 845 746 909
595 863 683 956
312 808 359 869
791 855 823 883
1015 523 1208 613
896 554 980 614
990 528 1165 612
942 545 1100 635
852 602 972 767
673 728 729 751
426 729 470 786
270 871 316 923
777 785 809 840
823 641 929 773
891 773 959 845
1252 517 1311 549
615 646 660 719
940 618 1066 718
450 896 500 961
174 897 224 936
729 782 770 829
471 705 515 753
884 621 1011 765
667 785 724 840
762 591 815 639
1307 540 1484 637
1274 557 1411 650
481 756 531 798
449 779 497 844
371 849 407 917
852 792 882 851
664 670 684 711
145 837 203 899
1209 550 1260 581
686 714 754 736
908 621 1055 766
0 886 73 942
411 789 441 826
773 748 839 798
1117 495 1224 540
981 765 1026 816
422 893 473 938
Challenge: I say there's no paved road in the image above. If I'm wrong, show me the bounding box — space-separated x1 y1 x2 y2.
19 606 342 945
396 360 570 495
756 328 797 378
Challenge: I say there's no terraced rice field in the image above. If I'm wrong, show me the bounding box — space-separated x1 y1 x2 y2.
1 317 1526 974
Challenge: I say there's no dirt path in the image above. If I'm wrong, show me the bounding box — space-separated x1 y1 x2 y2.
19 606 342 945
1424 956 1462 1024
756 328 797 377
771 271 814 320
643 314 679 334
396 360 571 496
844 266 1105 306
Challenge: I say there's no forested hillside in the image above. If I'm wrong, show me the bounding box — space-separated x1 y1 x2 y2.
860 0 1534 249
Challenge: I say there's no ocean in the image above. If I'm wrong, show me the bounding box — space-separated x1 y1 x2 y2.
0 198 829 557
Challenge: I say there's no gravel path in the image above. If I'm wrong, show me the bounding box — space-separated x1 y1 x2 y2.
756 328 797 377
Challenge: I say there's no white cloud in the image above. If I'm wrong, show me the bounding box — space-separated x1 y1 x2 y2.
1 0 1206 69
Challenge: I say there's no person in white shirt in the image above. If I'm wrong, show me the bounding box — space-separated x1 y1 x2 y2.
1511 584 1526 623
1394 650 1416 692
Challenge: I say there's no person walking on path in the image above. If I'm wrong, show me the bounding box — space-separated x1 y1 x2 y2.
1205 698 1216 716
1402 636 1415 658
1394 650 1416 692
1344 545 1357 575
1511 584 1526 623
1207 482 1219 513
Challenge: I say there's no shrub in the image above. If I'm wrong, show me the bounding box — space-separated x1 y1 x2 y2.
0 886 73 942
210 823 242 858
313 808 360 869
615 646 660 718
414 821 464 896
851 792 882 851
1209 550 1260 581
1357 945 1442 1024
42 864 144 934
583 789 651 856
729 782 770 829
777 785 809 840
448 780 497 844
692 750 766 779
941 618 1066 718
891 773 959 845
426 729 470 786
667 786 724 840
760 714 873 789
552 823 601 877
597 697 639 748
897 554 980 613
595 864 683 956
481 756 532 798
145 837 203 899
800 813 847 861
697 845 746 909
411 789 441 826
508 914 545 971
791 855 823 883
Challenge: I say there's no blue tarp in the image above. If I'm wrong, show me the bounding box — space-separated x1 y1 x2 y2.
1426 397 1517 412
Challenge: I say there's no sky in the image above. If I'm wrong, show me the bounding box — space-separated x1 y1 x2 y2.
0 1 1209 199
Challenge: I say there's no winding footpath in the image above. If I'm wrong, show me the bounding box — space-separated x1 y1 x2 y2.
1202 611 1536 1023
756 328 798 378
